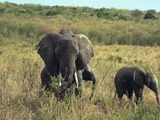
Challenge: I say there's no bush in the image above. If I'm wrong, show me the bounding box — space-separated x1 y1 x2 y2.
144 10 156 19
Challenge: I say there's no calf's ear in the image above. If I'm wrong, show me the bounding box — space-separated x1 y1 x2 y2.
133 69 146 88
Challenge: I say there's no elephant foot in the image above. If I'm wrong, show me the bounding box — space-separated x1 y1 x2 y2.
75 86 83 97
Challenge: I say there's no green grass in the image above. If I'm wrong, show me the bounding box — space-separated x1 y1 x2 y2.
1 41 160 119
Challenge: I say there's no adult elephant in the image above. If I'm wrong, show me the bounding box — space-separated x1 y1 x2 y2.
114 67 160 105
38 29 96 99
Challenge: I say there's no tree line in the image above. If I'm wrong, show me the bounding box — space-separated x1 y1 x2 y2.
0 2 159 20
0 2 160 46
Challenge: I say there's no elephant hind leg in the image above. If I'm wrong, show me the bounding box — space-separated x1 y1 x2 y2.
127 90 133 100
117 92 123 100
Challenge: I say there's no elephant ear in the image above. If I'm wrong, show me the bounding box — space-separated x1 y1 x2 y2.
74 34 94 70
133 68 146 88
37 33 62 73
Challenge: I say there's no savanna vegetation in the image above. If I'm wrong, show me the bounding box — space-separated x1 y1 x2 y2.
0 2 160 120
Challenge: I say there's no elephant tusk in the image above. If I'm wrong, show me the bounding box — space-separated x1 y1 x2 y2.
59 80 62 87
58 73 62 87
74 72 79 88
149 68 153 73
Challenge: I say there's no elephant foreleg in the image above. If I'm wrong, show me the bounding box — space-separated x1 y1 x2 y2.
116 90 123 107
134 87 143 104
82 67 96 99
41 67 52 91
75 70 83 97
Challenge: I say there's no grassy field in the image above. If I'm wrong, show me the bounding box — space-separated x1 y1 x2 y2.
1 39 160 119
0 3 160 119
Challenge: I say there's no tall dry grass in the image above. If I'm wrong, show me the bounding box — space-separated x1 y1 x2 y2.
1 40 160 119
1 6 160 119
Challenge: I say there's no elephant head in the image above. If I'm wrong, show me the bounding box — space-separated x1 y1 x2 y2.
133 69 160 104
38 29 94 97
59 29 73 36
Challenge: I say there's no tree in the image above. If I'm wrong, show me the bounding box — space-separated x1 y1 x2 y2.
144 10 156 19
132 9 142 17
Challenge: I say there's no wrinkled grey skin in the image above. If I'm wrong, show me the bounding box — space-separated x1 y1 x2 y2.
38 29 96 99
114 67 160 105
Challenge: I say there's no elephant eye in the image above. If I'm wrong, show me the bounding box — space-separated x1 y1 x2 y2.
76 54 78 58
57 55 60 59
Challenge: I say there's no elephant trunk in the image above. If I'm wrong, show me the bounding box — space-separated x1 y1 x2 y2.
60 55 77 89
154 75 160 104
155 89 160 104
148 74 160 105
60 65 75 87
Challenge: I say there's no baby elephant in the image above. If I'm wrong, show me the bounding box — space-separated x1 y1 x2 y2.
114 67 160 105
